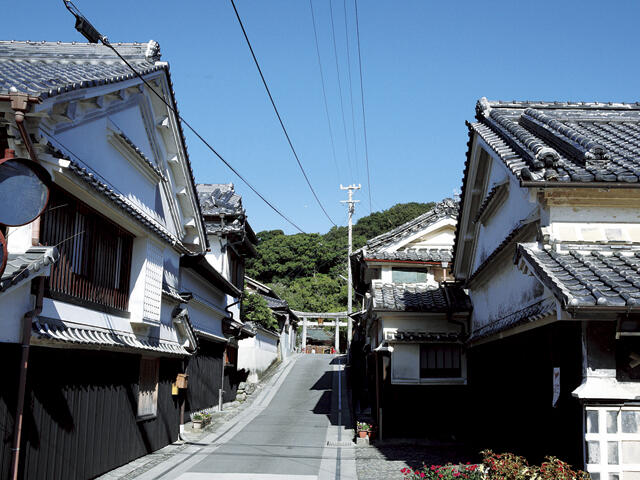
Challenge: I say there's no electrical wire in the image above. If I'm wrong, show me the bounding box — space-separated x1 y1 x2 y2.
354 0 373 214
229 0 337 228
61 1 306 234
329 0 355 181
342 0 359 177
308 0 342 184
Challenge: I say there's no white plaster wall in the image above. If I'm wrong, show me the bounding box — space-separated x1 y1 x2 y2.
391 344 420 381
180 269 226 339
469 256 550 332
51 106 161 226
382 315 457 336
386 218 456 252
404 227 456 250
0 282 34 343
6 224 33 254
471 149 537 273
238 329 279 382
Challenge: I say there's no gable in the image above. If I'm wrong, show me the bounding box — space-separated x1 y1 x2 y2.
392 220 456 252
0 41 207 253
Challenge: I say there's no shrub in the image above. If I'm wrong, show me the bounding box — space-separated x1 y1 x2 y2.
401 451 591 480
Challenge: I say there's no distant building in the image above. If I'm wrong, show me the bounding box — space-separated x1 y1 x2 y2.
455 98 640 474
349 199 471 439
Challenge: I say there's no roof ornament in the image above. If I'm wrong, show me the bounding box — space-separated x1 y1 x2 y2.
145 40 161 63
476 97 492 117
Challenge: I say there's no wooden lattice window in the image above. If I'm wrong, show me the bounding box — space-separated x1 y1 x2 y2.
40 185 133 313
420 343 462 379
137 358 159 418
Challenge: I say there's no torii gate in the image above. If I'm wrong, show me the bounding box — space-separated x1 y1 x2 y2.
293 311 348 352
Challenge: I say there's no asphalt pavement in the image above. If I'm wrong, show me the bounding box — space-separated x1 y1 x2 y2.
135 354 356 480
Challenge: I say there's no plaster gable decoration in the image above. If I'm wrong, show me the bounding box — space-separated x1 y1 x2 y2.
0 40 209 252
359 198 459 259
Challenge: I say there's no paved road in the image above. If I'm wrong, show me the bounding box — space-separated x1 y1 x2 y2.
139 355 355 480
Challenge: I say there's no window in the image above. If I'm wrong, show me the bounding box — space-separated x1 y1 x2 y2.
392 267 428 284
228 248 244 291
420 343 462 378
585 406 640 479
40 185 133 312
137 358 159 418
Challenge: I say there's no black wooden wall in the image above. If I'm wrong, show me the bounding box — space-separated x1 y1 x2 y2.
184 339 248 416
467 321 584 466
1 345 181 480
185 339 224 415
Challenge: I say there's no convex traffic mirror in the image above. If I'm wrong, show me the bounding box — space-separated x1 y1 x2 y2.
0 156 51 227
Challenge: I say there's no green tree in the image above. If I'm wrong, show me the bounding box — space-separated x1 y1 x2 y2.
241 290 278 331
245 201 440 311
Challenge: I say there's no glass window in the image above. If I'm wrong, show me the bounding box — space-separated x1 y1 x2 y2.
622 411 640 433
392 268 428 284
420 343 462 378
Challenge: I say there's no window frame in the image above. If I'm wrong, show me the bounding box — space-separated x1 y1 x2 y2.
585 405 640 479
391 267 430 284
419 342 464 380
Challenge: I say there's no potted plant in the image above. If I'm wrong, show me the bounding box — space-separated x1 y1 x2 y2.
357 421 371 438
192 413 204 430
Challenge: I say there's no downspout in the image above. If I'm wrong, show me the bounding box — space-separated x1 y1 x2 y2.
10 276 45 480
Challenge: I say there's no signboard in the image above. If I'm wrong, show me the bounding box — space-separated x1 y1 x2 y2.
552 367 560 408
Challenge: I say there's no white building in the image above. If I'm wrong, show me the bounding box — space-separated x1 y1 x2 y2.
350 199 471 439
0 40 210 479
454 98 640 474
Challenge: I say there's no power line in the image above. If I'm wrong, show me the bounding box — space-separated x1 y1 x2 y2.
329 0 355 181
229 0 337 228
308 0 342 183
342 0 359 178
62 0 306 234
354 0 373 213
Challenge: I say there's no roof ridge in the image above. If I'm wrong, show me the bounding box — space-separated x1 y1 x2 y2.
479 97 640 111
0 40 160 62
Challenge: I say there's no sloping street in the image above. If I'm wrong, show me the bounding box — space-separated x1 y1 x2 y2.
130 355 355 480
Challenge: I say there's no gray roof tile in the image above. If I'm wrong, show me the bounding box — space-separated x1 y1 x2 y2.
0 246 58 292
516 242 640 309
372 283 471 313
0 41 161 98
366 249 452 263
197 184 243 217
475 98 640 184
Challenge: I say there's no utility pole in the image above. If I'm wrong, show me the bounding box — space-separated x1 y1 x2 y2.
341 184 360 347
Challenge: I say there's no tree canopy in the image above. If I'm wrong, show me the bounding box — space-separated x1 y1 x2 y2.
240 290 279 331
245 202 436 312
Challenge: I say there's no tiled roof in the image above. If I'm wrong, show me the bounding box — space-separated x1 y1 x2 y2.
365 249 452 263
384 330 461 342
0 246 58 293
197 184 243 217
260 293 289 310
0 40 163 98
516 242 640 309
474 98 640 184
469 298 556 342
372 282 471 313
33 317 191 356
364 198 458 254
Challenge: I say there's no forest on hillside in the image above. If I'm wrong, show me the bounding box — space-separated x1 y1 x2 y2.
245 202 435 312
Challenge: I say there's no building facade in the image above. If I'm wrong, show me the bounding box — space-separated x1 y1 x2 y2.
455 98 640 475
0 40 207 479
350 200 472 440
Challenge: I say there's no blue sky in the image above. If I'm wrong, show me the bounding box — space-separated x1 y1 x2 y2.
5 1 640 234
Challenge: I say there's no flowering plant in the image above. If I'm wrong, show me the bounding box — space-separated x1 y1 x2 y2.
401 463 482 480
356 421 371 432
401 452 591 480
